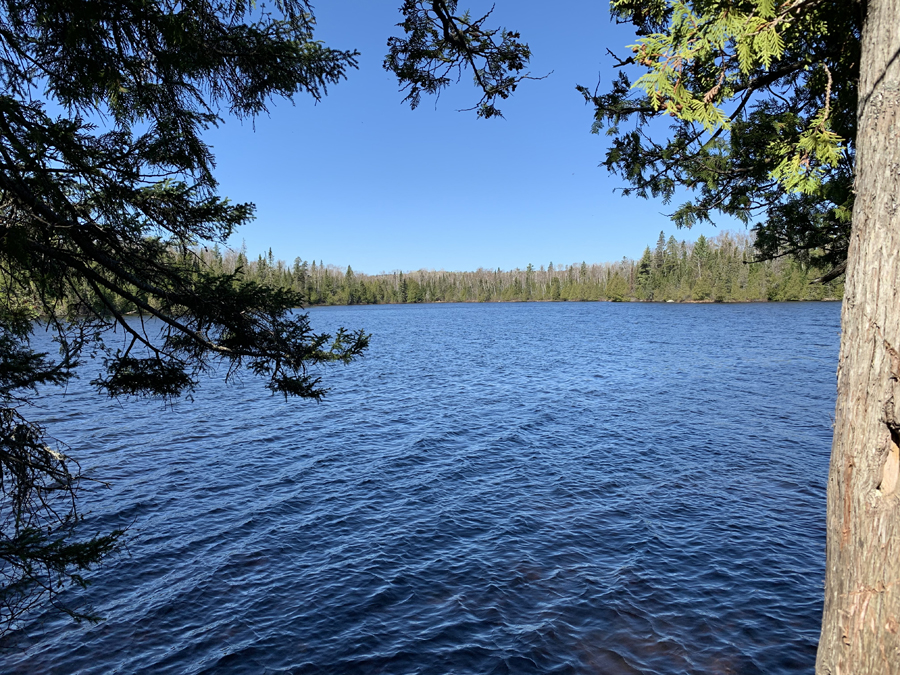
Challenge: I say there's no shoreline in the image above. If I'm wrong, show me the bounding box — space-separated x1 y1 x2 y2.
303 297 843 308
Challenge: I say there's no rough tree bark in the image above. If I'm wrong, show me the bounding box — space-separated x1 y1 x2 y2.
817 0 900 671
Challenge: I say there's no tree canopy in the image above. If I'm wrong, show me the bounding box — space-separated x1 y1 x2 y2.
580 0 859 276
583 2 900 671
174 234 843 305
0 0 531 633
6 1 889 663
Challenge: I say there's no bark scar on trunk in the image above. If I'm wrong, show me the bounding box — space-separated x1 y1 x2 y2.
877 334 900 496
884 335 900 378
842 459 854 548
841 579 898 597
878 423 900 496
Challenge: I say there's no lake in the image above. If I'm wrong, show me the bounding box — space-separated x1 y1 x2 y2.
4 301 841 674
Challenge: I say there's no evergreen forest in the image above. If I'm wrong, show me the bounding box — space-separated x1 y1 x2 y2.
191 230 843 306
6 231 844 318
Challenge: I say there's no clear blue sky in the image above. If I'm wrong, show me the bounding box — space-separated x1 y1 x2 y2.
206 1 738 274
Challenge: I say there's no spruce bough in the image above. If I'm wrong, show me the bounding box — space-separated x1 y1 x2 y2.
0 0 530 634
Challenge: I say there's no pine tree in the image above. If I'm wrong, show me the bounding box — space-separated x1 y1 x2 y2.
0 0 533 632
653 231 666 269
637 247 653 299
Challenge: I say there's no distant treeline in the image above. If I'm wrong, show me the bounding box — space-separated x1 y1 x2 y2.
197 230 843 305
6 231 843 318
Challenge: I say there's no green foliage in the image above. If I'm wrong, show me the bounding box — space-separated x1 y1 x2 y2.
582 0 859 272
1 0 532 633
606 273 630 302
385 1 537 118
223 230 841 307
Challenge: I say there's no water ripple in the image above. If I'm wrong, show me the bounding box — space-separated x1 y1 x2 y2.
4 302 839 674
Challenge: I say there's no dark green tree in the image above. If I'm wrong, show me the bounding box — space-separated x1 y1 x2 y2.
525 263 535 299
0 0 371 633
385 0 536 118
581 0 859 275
343 265 358 305
606 272 629 302
662 235 679 279
407 278 425 303
653 231 666 269
549 276 561 301
636 246 653 299
0 0 532 634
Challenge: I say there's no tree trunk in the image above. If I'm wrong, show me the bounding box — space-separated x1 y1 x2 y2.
817 0 900 671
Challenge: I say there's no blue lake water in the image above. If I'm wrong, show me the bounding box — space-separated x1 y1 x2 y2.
4 302 841 674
